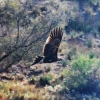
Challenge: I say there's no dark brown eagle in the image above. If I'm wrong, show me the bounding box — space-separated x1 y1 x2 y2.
32 27 63 65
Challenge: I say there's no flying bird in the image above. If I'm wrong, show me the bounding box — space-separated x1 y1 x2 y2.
32 27 63 65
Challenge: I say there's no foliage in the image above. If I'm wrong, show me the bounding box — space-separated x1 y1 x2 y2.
61 69 69 77
64 0 100 4
0 0 59 71
45 67 51 72
49 1 55 7
92 29 99 38
28 75 35 84
64 54 100 94
39 75 52 86
71 54 95 74
7 0 20 9
88 0 100 4
65 19 92 34
62 60 68 67
0 81 47 100
86 40 92 48
89 52 95 59
67 47 76 60
84 25 92 33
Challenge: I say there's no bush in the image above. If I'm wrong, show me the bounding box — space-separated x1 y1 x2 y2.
39 75 52 86
89 52 95 59
65 19 92 34
67 48 76 60
86 40 92 48
45 67 51 72
92 29 99 38
29 76 35 84
62 60 68 67
12 95 24 100
84 25 92 33
88 0 100 5
0 0 58 72
64 54 100 94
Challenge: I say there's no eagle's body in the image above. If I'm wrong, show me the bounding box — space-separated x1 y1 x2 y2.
32 27 63 65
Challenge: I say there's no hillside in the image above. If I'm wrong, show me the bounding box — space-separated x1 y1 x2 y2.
0 0 100 100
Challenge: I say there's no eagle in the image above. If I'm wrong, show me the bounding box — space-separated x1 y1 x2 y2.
32 27 63 65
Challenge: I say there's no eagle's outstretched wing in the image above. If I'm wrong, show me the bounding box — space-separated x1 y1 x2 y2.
31 27 63 65
42 27 63 62
31 56 43 65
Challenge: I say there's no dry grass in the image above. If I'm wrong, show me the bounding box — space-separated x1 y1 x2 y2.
0 80 48 100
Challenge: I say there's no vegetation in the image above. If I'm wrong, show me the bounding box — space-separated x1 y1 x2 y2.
0 0 59 72
62 60 68 67
65 19 92 34
0 0 100 100
28 75 35 84
89 52 95 59
64 54 100 94
86 40 92 48
0 81 46 100
88 0 100 4
39 75 52 86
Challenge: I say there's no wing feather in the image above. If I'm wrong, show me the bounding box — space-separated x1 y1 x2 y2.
42 27 63 58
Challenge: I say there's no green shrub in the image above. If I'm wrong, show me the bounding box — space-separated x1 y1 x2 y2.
50 1 55 6
89 52 95 59
65 19 84 33
65 19 92 34
86 40 92 48
92 29 98 38
84 25 92 33
29 76 35 84
45 67 51 72
67 48 76 60
39 75 52 86
62 60 68 67
61 69 69 77
88 0 100 5
71 54 94 75
64 54 100 93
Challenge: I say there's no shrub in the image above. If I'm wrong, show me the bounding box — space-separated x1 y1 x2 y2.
29 76 35 84
65 19 92 34
45 67 51 72
62 60 68 67
67 48 76 60
84 25 92 33
61 69 69 77
86 40 92 48
88 0 100 5
12 95 24 100
89 52 95 59
39 75 52 86
65 19 83 33
92 29 98 38
64 54 100 94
